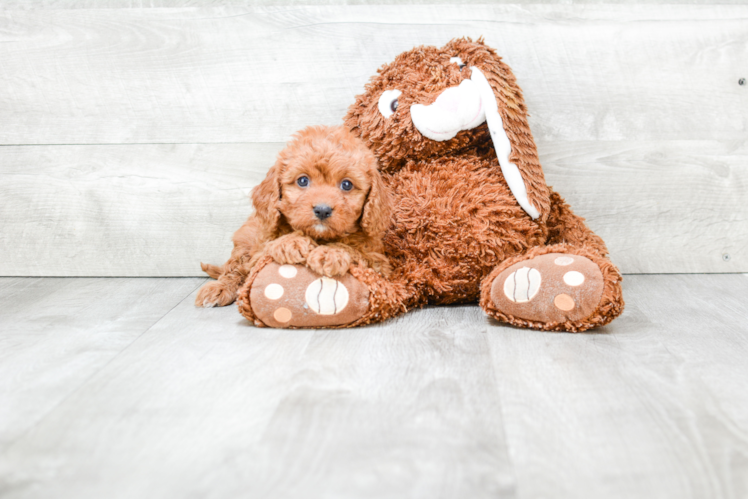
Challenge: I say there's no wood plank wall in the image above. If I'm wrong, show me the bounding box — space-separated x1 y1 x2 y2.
0 2 746 276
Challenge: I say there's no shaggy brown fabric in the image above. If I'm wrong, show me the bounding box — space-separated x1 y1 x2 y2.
490 252 604 326
237 257 414 329
340 37 624 331
248 262 370 328
480 244 624 332
346 37 552 221
238 37 624 331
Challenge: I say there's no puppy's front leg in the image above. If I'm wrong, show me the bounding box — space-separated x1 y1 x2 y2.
195 258 246 308
306 245 353 278
264 232 317 265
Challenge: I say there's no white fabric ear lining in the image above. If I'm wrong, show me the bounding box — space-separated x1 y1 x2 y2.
410 79 485 141
407 64 541 220
469 67 540 220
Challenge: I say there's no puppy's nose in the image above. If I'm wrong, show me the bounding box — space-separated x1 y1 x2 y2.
313 204 333 220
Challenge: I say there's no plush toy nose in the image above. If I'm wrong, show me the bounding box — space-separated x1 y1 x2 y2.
432 88 461 113
410 78 485 142
313 204 333 220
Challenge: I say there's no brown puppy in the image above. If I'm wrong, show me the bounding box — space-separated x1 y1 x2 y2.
196 125 391 308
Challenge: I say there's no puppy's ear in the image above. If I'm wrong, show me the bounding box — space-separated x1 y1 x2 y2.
361 168 392 240
251 160 282 234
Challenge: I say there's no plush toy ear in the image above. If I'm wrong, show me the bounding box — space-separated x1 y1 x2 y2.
449 38 552 222
360 169 392 240
251 160 283 234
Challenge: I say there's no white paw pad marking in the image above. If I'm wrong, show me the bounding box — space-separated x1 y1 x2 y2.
563 271 585 286
503 267 541 303
555 256 575 266
264 283 284 300
305 278 349 315
278 265 298 279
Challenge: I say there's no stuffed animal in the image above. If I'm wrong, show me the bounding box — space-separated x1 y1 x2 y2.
238 37 624 332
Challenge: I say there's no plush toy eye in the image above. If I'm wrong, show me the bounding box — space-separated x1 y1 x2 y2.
450 56 466 69
378 89 402 119
340 179 354 191
296 176 309 187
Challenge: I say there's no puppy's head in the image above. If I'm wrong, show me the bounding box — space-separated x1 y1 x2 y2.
252 125 389 241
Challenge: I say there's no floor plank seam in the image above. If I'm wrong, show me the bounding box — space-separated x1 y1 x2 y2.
2 278 209 450
483 325 521 498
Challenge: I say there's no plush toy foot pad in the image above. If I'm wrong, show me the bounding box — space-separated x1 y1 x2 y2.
490 253 604 324
249 263 369 328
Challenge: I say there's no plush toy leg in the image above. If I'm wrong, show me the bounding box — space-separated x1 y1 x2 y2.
479 244 624 332
546 189 611 255
236 256 416 328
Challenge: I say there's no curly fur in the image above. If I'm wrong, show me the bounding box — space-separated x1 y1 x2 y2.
196 125 391 308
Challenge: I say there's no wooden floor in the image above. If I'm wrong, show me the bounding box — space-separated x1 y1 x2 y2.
1 274 747 498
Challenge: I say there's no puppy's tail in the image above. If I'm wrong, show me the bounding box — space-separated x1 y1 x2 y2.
200 262 224 279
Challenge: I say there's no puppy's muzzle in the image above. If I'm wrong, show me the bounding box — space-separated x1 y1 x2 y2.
313 204 333 221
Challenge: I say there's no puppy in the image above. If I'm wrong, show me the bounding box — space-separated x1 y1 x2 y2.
196 125 391 308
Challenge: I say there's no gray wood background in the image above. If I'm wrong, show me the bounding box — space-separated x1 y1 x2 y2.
1 3 746 276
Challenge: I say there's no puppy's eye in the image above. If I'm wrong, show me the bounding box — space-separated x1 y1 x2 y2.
296 176 309 188
378 89 402 119
340 179 354 191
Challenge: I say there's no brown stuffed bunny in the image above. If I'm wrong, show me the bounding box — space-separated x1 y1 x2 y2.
238 37 624 332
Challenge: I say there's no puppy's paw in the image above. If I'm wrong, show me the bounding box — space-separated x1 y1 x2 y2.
307 246 352 277
195 281 237 307
266 234 316 265
368 252 393 277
